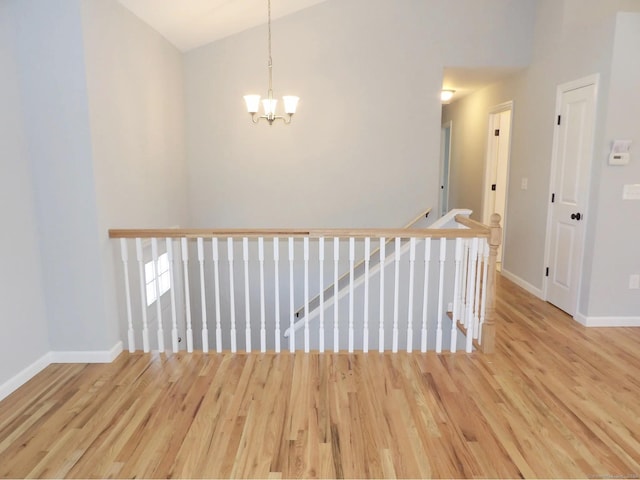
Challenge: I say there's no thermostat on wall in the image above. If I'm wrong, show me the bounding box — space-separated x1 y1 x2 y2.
609 139 632 165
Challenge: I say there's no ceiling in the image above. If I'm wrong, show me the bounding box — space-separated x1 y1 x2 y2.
442 67 524 103
117 2 523 98
117 0 331 52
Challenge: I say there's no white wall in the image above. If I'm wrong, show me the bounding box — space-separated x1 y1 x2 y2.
440 1 640 322
499 0 622 296
0 0 189 383
10 0 116 352
184 0 536 229
80 0 190 344
0 1 50 386
584 12 640 318
80 0 189 230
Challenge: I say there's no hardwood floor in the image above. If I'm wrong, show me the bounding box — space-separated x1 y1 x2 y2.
1 276 640 478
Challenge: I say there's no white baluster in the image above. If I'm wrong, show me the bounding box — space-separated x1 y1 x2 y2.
119 239 135 353
212 238 222 353
303 237 310 352
243 237 251 353
348 237 355 353
227 238 237 353
363 237 371 353
479 238 489 343
289 237 295 353
273 238 281 353
460 240 469 326
392 237 401 353
197 238 208 353
378 238 386 353
333 237 339 353
406 237 416 353
473 238 483 339
465 237 479 353
259 237 266 353
136 238 150 353
318 237 325 353
420 238 431 352
166 239 179 352
451 238 463 353
181 238 193 353
436 237 447 353
152 238 165 353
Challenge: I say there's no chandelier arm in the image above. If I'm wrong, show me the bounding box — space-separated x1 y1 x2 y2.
244 0 297 125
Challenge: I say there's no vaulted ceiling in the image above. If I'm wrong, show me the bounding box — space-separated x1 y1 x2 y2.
117 0 331 51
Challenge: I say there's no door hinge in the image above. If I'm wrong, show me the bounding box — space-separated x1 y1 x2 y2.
491 184 497 191
494 129 500 136
557 115 561 126
545 267 549 277
551 193 555 203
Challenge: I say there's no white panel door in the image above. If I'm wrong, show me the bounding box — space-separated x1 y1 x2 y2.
547 81 597 315
484 108 512 263
439 122 452 216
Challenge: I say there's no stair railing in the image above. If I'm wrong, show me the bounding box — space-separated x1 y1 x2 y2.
108 213 500 355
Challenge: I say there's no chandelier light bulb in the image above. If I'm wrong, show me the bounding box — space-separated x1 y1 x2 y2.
243 0 299 125
244 95 261 114
283 96 300 115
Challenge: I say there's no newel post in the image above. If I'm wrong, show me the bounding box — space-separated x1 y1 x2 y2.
481 213 502 354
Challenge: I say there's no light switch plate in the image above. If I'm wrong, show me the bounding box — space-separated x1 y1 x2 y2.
623 184 640 200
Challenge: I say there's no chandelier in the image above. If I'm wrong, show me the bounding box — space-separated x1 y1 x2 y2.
243 0 299 125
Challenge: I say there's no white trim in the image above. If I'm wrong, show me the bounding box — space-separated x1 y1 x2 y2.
482 101 514 224
50 341 123 364
500 269 544 299
0 341 123 402
0 352 54 402
430 208 472 229
482 101 514 270
574 314 640 327
439 121 453 217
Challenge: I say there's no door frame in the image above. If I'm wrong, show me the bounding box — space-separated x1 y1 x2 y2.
482 101 513 263
439 121 452 216
542 74 600 313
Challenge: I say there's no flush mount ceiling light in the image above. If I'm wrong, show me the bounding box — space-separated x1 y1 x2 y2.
441 89 455 103
243 0 299 125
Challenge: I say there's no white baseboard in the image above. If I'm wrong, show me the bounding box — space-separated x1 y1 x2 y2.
0 341 123 402
0 352 54 402
500 269 544 299
574 314 640 327
50 341 123 364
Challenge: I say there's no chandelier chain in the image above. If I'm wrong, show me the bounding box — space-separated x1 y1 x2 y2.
267 0 273 99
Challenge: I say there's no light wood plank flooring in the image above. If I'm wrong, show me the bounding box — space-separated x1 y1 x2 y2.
1 276 640 478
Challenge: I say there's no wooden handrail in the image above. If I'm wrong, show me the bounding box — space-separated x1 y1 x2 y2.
108 226 489 239
404 206 433 229
454 214 491 233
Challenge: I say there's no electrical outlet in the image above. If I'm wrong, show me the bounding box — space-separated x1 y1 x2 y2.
521 177 528 190
629 274 640 290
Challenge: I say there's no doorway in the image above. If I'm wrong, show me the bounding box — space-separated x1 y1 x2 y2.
439 121 452 217
544 75 598 316
483 102 513 267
